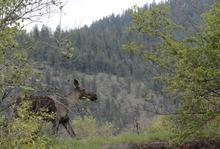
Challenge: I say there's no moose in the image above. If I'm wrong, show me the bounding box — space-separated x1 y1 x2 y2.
15 79 97 137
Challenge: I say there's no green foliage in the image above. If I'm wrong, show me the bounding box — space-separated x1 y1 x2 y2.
51 128 172 149
51 137 107 149
72 116 114 138
60 39 75 59
0 1 61 149
0 26 33 107
142 116 175 141
0 101 53 149
127 0 220 143
50 116 175 149
122 41 144 54
144 116 172 134
50 133 148 149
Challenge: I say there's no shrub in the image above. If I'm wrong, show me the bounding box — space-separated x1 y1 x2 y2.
142 115 174 141
0 100 53 149
72 116 114 138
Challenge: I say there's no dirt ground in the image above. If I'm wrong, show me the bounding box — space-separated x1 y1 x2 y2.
179 140 220 149
102 140 220 149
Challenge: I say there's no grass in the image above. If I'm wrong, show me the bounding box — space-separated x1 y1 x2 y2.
48 114 220 149
49 125 220 148
50 127 220 149
49 116 175 149
51 137 109 149
50 130 174 149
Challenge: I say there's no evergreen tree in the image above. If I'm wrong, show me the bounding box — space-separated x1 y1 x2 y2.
128 0 220 142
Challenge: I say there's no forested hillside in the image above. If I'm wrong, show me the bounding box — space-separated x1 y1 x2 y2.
1 0 219 148
14 0 216 132
23 0 215 80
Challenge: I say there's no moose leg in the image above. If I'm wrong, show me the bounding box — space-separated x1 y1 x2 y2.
62 120 76 137
52 118 60 136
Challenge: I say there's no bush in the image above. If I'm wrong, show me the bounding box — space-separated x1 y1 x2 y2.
72 116 114 138
0 100 53 149
142 115 174 141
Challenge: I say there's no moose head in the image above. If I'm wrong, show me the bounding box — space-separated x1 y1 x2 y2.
69 79 97 101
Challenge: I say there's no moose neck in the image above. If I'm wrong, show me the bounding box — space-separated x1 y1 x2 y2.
65 91 78 108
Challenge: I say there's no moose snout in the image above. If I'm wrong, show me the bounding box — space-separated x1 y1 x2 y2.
91 94 97 101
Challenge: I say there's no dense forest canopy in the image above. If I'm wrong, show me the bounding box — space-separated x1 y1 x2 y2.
19 0 215 80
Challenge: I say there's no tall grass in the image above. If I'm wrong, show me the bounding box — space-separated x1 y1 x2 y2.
50 115 220 149
50 115 175 149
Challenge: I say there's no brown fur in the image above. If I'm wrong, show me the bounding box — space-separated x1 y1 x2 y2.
15 79 97 137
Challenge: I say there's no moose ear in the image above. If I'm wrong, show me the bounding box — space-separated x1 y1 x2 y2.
73 79 79 87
